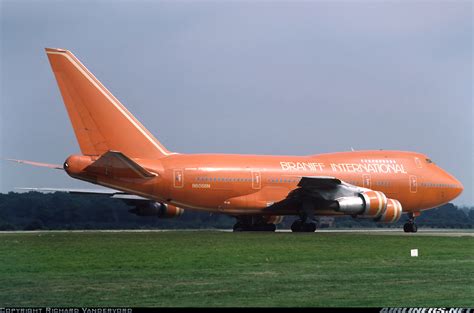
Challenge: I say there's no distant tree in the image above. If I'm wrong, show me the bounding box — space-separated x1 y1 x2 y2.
0 192 472 230
24 219 45 230
0 223 16 231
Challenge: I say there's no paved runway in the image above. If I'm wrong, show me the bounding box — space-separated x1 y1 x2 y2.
290 229 474 237
0 229 473 237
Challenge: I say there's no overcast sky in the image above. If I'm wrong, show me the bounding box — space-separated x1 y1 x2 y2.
1 0 472 205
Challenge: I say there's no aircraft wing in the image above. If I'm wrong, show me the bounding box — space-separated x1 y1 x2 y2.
297 176 342 189
293 176 360 199
267 176 363 212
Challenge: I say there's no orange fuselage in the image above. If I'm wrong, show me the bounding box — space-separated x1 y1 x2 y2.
66 150 463 216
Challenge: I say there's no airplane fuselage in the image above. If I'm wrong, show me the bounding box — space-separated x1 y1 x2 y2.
67 150 463 216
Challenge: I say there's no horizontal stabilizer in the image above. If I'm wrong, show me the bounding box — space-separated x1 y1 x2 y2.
16 187 119 194
15 187 147 200
6 158 63 170
84 151 157 179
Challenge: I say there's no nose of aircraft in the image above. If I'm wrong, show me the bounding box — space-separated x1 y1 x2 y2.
452 176 464 199
441 168 464 201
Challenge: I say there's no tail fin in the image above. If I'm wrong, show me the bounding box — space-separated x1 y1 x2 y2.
45 48 173 159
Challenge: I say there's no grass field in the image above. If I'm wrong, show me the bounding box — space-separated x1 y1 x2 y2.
0 231 472 307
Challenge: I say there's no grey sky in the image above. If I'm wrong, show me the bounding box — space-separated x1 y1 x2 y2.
1 0 472 205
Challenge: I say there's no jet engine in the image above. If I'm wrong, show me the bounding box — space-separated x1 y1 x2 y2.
334 190 402 223
335 190 388 218
128 202 184 218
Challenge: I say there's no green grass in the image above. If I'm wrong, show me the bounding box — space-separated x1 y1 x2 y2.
0 231 472 307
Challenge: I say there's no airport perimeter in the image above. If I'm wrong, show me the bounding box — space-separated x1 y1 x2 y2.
0 230 472 307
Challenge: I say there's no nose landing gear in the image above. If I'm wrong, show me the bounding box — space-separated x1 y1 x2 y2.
403 212 418 233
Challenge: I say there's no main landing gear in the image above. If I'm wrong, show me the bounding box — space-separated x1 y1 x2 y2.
291 202 318 232
403 212 418 233
232 216 276 232
291 220 317 232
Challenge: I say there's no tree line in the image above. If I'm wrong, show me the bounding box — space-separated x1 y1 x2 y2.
0 192 472 230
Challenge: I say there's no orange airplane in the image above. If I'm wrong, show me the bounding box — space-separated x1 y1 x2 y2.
9 48 464 232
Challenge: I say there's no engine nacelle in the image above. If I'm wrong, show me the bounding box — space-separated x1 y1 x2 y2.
129 202 184 218
375 198 402 223
336 190 388 218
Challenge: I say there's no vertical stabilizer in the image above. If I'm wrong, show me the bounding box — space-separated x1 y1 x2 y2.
45 48 173 158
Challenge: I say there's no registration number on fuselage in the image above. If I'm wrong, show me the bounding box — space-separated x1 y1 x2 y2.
192 183 211 189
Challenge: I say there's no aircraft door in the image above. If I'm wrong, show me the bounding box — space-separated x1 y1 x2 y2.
173 169 184 188
409 175 417 193
252 171 261 190
362 174 371 189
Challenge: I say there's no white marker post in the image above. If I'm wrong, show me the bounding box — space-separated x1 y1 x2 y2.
411 249 418 257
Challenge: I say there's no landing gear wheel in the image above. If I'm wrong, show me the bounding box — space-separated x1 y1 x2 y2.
304 222 317 232
291 220 302 232
403 222 418 233
233 222 244 232
403 223 410 232
291 220 317 232
403 212 419 233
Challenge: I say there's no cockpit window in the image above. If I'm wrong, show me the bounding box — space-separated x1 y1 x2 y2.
426 158 433 164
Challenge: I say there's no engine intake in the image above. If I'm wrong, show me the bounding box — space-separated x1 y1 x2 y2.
129 202 184 218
